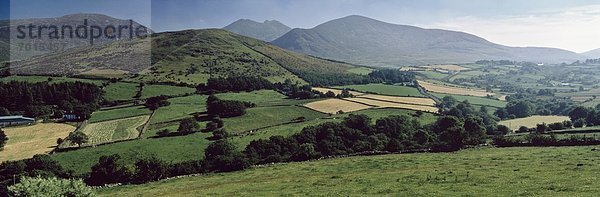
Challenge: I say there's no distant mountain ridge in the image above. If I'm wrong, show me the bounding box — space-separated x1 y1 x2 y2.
272 15 583 66
0 13 151 62
224 19 291 41
582 48 600 58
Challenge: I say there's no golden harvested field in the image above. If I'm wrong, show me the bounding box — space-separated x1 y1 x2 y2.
399 66 423 71
77 115 149 146
418 80 493 97
345 98 439 113
423 64 470 71
304 98 371 114
499 115 571 130
357 94 436 106
1 123 75 162
312 87 365 96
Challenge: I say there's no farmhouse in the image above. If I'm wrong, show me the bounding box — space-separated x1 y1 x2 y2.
0 115 35 127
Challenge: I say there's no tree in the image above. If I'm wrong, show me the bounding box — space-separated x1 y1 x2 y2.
66 131 88 147
56 138 63 146
205 121 220 132
144 95 171 110
506 101 533 118
343 114 372 132
203 140 249 172
86 154 132 186
133 157 168 184
517 126 529 133
492 125 511 136
0 107 9 116
569 106 590 122
8 176 95 197
325 91 336 98
432 116 466 151
177 118 200 135
463 116 486 145
211 129 229 140
573 118 586 128
536 123 548 134
0 128 7 150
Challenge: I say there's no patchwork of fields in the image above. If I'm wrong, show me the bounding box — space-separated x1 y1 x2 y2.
1 123 75 162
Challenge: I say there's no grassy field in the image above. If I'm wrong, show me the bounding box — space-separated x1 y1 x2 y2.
99 146 600 196
333 84 425 97
416 71 448 80
89 105 152 123
1 123 75 162
304 98 372 114
148 95 207 125
347 67 373 75
103 82 139 101
51 132 213 175
73 116 149 146
223 106 327 134
430 92 506 108
141 85 196 99
499 115 571 131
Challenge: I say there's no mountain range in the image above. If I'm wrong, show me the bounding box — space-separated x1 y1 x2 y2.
267 15 584 66
223 19 291 42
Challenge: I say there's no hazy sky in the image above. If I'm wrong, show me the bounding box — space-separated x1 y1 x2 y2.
4 0 600 52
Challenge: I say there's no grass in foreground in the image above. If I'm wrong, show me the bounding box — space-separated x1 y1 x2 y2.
99 146 600 196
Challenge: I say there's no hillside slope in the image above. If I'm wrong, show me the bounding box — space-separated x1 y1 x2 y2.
224 19 291 41
272 15 583 66
11 29 362 85
1 13 151 61
582 48 600 58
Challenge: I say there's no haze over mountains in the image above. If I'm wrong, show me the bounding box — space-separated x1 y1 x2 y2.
223 19 291 42
582 48 600 58
0 13 150 62
269 15 584 66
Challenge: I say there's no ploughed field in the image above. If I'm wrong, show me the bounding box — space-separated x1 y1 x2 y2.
98 146 600 196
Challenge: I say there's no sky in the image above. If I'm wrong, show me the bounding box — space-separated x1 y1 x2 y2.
2 0 600 53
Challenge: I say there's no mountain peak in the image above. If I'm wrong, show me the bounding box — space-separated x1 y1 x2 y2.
272 16 582 65
224 19 291 41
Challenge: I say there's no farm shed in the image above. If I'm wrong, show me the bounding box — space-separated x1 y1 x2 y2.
0 115 35 127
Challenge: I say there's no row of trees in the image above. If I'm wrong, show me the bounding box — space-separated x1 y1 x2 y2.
494 93 575 119
0 81 103 120
196 76 274 93
568 105 600 127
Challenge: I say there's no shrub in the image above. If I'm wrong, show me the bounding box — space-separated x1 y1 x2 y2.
8 176 95 197
133 157 169 184
177 118 200 135
86 154 132 186
573 118 586 128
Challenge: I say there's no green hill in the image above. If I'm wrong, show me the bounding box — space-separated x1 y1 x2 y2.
11 29 364 85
